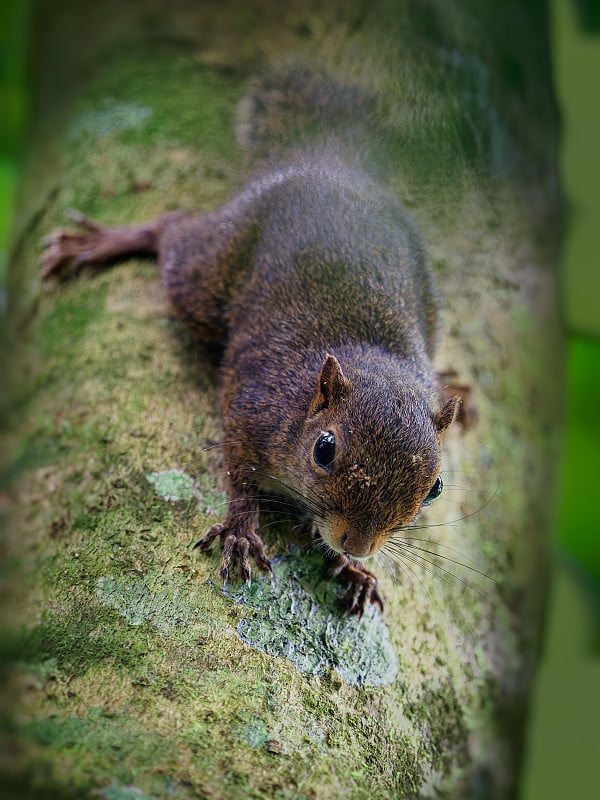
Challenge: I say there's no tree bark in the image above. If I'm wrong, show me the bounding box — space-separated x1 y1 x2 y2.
2 1 563 798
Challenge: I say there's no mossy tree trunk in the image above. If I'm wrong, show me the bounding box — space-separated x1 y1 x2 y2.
2 1 562 798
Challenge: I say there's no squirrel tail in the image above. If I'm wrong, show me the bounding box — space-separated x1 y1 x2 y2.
236 61 378 164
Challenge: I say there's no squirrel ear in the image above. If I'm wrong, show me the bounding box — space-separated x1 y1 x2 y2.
433 396 461 436
310 354 351 414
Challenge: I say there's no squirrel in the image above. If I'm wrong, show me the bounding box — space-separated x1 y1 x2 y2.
41 66 470 615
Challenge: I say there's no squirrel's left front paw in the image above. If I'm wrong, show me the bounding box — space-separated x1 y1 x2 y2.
327 555 384 617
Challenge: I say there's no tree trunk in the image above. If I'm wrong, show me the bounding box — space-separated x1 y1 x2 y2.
2 1 563 798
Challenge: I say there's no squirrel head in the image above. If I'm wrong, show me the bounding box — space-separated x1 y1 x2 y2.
296 354 460 560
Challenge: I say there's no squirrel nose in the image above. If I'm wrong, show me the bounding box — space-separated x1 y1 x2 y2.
340 532 372 559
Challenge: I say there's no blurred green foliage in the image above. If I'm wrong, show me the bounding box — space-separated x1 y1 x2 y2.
0 0 30 155
0 0 30 281
560 337 600 592
552 0 600 599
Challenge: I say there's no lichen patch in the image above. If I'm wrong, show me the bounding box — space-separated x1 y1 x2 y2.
96 575 197 635
146 468 198 503
225 550 399 687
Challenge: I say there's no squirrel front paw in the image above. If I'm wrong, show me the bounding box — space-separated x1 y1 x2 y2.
194 521 272 584
327 555 384 617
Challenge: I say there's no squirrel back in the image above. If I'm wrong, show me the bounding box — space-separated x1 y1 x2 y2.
236 62 376 161
156 69 460 564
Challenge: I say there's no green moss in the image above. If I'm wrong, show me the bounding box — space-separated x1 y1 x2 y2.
55 55 241 224
16 710 176 795
18 605 150 674
99 788 160 800
6 416 108 487
21 710 160 754
67 102 154 141
71 53 240 156
233 714 270 749
39 284 108 358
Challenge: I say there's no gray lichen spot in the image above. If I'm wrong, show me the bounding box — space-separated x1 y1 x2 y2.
146 469 198 502
225 550 399 687
97 576 196 635
146 469 227 516
69 101 153 141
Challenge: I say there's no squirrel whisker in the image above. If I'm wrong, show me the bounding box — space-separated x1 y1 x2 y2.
380 542 488 599
249 467 329 520
374 549 434 600
407 483 500 533
384 539 494 583
389 534 493 569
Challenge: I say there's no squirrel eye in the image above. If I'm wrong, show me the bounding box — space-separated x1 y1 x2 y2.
313 431 336 473
422 475 443 506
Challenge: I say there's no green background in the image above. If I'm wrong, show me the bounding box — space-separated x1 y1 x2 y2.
1 0 599 796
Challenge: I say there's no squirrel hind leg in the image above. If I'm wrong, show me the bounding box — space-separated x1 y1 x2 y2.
437 371 478 431
41 209 165 281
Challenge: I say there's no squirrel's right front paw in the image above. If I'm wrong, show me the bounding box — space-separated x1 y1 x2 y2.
193 522 272 584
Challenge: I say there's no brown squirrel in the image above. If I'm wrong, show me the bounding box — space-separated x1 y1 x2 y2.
41 71 466 615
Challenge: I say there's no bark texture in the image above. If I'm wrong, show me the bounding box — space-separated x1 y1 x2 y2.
1 1 562 798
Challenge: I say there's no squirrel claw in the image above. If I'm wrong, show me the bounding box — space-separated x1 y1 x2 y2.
344 583 384 618
194 521 271 585
193 523 225 552
63 207 103 231
328 555 384 617
344 581 384 618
